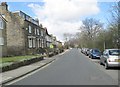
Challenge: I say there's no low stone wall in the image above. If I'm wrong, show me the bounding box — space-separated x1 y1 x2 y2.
1 57 44 72
1 50 65 72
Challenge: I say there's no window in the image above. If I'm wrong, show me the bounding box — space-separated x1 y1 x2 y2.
0 18 3 29
20 12 25 19
40 39 42 47
28 38 32 48
37 39 39 48
109 50 120 56
103 51 108 57
33 39 36 48
35 28 37 35
28 25 32 33
42 39 44 48
22 14 25 19
39 39 41 48
37 29 40 35
26 15 30 21
41 31 43 36
0 37 4 45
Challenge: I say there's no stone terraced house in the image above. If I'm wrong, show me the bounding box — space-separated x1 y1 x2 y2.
0 14 7 57
0 2 47 56
45 28 52 48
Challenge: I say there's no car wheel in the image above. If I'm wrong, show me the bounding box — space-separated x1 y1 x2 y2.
91 56 94 59
100 61 103 65
105 62 109 69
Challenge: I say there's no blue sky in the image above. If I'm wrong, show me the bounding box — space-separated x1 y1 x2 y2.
7 2 41 17
7 2 114 25
5 1 117 41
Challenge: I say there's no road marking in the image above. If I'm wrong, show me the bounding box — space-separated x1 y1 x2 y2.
0 76 12 84
5 60 55 85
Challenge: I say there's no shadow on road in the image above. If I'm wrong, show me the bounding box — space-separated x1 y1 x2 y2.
91 58 120 70
107 67 120 70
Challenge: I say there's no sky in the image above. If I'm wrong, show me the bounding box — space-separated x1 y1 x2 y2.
1 0 118 41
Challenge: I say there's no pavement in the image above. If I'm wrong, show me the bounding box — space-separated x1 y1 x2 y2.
0 50 69 86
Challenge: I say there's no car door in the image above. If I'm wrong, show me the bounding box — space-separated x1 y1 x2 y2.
103 51 109 64
100 51 104 64
102 50 107 64
89 49 92 57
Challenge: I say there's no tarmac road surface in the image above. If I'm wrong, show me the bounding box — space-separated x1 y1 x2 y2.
9 48 118 85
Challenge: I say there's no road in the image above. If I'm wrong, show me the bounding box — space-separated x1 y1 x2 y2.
8 49 118 85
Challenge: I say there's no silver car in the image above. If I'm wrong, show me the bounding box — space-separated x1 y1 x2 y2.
100 49 120 69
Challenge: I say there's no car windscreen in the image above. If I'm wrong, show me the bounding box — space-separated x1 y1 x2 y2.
93 49 100 53
109 50 120 56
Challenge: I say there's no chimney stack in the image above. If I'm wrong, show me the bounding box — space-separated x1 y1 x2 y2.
1 2 8 11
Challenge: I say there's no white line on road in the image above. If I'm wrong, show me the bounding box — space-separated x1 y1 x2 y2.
5 61 55 85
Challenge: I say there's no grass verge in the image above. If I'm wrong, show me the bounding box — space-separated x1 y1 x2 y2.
0 55 43 67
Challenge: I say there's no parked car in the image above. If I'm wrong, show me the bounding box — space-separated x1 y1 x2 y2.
88 49 92 58
100 49 120 69
82 48 89 55
81 48 84 53
85 49 90 56
81 48 86 54
89 49 101 59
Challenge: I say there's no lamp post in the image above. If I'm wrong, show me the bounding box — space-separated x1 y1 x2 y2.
104 30 106 50
104 41 106 50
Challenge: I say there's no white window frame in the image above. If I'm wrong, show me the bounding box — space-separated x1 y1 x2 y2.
37 39 39 48
0 37 4 45
33 38 36 48
28 38 32 48
28 25 32 33
26 15 29 21
42 39 44 48
35 28 37 35
0 18 3 29
37 29 40 35
40 39 42 47
41 31 43 36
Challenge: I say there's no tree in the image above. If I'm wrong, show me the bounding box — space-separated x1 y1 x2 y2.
63 33 74 48
79 18 104 48
107 1 120 49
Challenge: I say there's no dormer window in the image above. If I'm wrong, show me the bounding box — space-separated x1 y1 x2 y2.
26 15 30 21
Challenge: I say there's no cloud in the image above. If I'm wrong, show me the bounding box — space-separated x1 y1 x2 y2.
28 0 100 41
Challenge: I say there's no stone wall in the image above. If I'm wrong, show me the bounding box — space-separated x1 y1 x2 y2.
24 20 41 55
6 13 26 56
0 2 48 56
0 16 7 57
0 3 26 56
